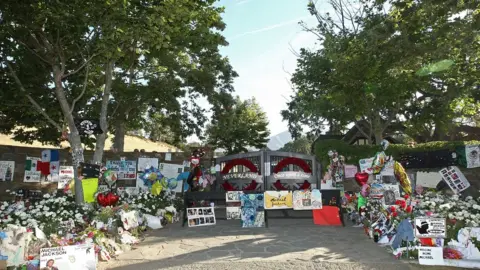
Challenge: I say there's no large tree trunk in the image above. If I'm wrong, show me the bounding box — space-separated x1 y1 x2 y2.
113 120 126 152
52 65 85 203
92 60 115 163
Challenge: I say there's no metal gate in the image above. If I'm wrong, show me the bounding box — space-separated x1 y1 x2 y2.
215 151 320 191
264 151 320 190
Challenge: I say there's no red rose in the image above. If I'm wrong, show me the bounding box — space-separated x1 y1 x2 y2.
389 206 396 212
404 194 410 200
393 212 398 217
406 205 413 213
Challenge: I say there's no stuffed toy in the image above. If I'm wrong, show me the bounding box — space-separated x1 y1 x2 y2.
186 148 205 192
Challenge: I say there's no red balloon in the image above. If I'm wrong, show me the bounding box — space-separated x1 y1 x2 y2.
355 172 369 186
97 192 119 207
97 193 107 207
106 192 119 206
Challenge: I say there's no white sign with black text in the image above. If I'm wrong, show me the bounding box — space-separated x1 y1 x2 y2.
418 247 444 266
415 217 446 238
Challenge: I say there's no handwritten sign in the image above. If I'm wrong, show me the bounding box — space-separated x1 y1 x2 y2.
57 166 74 189
415 217 446 238
264 191 293 209
106 160 136 179
418 247 444 266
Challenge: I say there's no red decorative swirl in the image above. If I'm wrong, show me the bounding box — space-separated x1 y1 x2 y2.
273 157 312 174
221 158 259 174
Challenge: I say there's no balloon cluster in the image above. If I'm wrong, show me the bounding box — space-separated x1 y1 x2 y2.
140 166 164 188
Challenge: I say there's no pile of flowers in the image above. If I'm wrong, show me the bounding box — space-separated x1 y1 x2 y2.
0 188 182 268
346 187 480 261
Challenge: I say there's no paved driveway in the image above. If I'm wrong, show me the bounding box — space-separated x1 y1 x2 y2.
99 220 457 270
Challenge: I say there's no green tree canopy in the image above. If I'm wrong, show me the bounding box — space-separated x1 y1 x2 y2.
282 0 479 144
205 97 270 155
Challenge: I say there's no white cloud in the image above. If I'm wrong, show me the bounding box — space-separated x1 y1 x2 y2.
236 0 252 5
228 16 310 41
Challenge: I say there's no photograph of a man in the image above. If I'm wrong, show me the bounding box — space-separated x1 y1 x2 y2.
41 259 59 270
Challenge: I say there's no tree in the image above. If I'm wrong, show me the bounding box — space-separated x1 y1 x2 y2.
279 136 313 155
283 0 479 144
0 0 237 203
284 0 416 144
379 0 480 141
205 97 270 155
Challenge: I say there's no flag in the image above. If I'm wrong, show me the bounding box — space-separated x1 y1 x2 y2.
25 157 41 172
40 150 60 175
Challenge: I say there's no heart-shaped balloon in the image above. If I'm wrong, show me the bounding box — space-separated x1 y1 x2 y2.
97 193 107 207
106 192 119 206
355 172 369 186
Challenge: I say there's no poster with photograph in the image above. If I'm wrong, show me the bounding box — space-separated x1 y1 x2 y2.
293 189 322 210
106 160 136 179
226 191 243 202
137 157 159 172
264 191 293 209
415 217 446 238
464 145 480 168
0 161 14 181
24 157 41 182
187 207 216 227
56 166 74 189
382 184 401 205
40 244 96 270
438 166 470 194
226 206 241 220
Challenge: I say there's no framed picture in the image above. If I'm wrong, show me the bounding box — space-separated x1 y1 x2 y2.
187 207 216 227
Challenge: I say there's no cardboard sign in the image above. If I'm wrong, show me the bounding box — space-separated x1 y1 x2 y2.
40 244 96 269
293 189 322 210
418 247 444 266
264 191 293 209
187 207 216 227
415 218 446 238
439 166 470 194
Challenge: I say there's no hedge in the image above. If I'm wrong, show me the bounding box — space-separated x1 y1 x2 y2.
314 139 480 169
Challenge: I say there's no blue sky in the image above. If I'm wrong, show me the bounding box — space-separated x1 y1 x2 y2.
188 0 321 142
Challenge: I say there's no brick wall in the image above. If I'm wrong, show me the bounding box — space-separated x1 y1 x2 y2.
0 145 214 199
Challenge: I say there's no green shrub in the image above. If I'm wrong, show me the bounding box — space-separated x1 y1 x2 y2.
314 139 480 169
